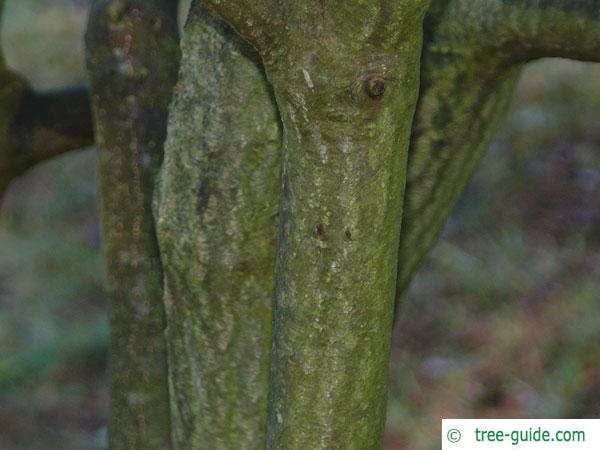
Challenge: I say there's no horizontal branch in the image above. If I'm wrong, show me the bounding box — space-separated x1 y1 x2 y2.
12 85 94 170
428 0 600 65
490 0 600 63
0 81 94 198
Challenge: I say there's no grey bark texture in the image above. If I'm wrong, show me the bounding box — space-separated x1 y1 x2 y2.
160 0 432 448
156 4 280 449
156 1 600 448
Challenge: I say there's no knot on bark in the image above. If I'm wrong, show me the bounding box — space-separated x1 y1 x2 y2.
365 75 385 99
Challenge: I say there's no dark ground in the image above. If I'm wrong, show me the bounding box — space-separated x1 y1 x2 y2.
1 1 599 449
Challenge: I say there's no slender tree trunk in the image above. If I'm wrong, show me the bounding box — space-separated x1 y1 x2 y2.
262 22 427 450
156 4 280 448
85 1 179 448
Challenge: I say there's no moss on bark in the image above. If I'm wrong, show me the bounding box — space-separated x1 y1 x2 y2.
397 0 600 293
156 4 281 448
85 1 180 448
199 1 432 447
160 0 432 447
83 0 600 447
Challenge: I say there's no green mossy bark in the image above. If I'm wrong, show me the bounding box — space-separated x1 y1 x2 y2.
162 0 431 447
92 0 599 447
397 0 600 292
1 0 93 199
85 1 179 448
200 1 432 447
155 4 281 448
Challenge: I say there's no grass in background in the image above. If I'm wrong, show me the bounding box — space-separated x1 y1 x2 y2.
2 1 600 449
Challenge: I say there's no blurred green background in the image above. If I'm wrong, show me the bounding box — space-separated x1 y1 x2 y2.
1 1 599 449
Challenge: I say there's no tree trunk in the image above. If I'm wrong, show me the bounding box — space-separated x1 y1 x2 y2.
261 13 429 450
156 4 280 448
79 0 600 448
158 0 432 448
85 1 179 448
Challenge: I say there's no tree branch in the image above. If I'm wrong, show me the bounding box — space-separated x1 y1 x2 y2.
397 0 600 294
1 0 94 199
12 85 93 171
496 0 600 63
0 77 94 199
